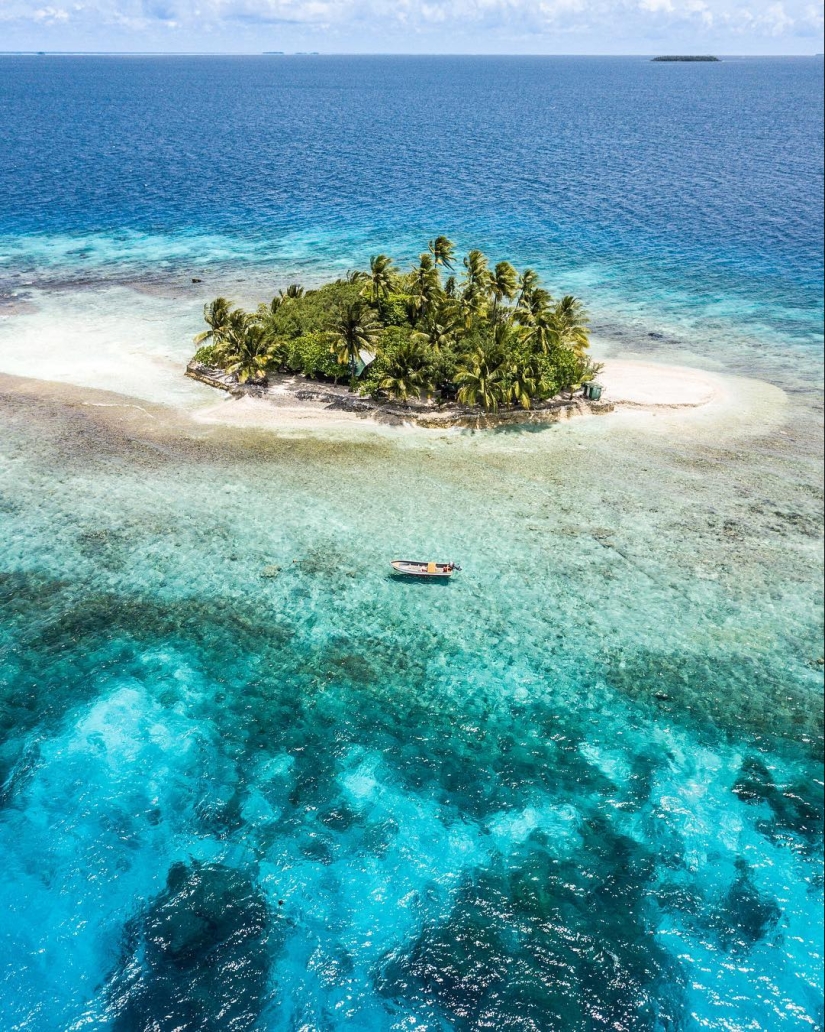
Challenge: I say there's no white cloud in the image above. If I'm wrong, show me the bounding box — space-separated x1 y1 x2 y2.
637 0 721 25
720 0 798 32
0 0 820 44
760 0 794 32
5 2 71 19
685 0 714 25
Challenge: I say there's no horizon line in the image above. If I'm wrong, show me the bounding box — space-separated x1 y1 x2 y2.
1 50 821 57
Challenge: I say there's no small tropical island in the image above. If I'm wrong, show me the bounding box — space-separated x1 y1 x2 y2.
188 238 606 426
652 55 720 62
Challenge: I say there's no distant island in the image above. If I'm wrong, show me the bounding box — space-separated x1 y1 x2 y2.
188 238 603 418
652 56 720 62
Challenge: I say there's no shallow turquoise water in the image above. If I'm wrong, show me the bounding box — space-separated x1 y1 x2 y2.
0 382 821 1030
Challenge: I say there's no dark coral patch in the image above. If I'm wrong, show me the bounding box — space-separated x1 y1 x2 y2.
378 823 686 1031
733 756 824 847
602 647 824 761
106 861 276 1032
710 858 781 952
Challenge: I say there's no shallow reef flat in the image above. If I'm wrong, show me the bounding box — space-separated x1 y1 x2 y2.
0 368 821 1031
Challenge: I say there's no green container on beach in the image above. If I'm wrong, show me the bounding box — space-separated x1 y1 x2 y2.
589 383 603 401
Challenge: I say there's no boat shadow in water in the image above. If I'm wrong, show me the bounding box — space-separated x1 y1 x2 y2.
388 572 454 587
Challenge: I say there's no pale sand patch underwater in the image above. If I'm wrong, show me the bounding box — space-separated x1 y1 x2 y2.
0 285 210 409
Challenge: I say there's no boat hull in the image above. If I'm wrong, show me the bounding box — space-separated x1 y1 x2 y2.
391 560 455 578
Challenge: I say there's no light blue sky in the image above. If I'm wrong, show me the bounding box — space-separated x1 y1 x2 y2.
1 0 822 54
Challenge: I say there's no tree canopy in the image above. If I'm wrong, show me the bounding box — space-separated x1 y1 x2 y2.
191 239 601 411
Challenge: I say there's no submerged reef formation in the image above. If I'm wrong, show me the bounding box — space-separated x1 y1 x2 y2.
106 862 276 1031
377 819 688 1029
0 376 820 1031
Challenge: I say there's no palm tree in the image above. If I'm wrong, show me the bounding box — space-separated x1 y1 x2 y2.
258 283 303 322
193 297 233 346
446 291 481 330
214 311 271 384
279 283 304 301
329 303 381 373
514 290 553 328
481 322 543 408
428 236 455 270
580 356 605 382
362 254 396 303
462 249 489 296
507 346 548 409
411 307 459 354
260 296 284 318
553 295 590 355
492 319 528 350
508 363 538 409
487 261 519 317
411 255 442 321
378 339 431 401
516 270 554 320
212 308 248 360
455 347 507 412
525 307 561 355
516 269 540 310
458 250 490 325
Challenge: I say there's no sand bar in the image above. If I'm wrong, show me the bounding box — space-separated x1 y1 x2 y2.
599 359 722 407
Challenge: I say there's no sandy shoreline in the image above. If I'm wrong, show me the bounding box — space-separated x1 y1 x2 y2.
186 357 786 438
0 285 786 438
0 349 785 440
599 359 722 408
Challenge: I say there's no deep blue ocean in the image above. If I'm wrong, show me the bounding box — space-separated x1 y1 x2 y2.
0 56 823 367
0 56 823 1032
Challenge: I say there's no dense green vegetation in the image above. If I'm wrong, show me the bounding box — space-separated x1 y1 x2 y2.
192 238 601 412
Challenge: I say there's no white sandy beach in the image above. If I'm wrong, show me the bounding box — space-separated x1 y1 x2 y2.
185 357 786 440
599 359 721 407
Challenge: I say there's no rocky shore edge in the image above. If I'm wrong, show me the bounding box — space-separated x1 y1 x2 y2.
186 362 614 429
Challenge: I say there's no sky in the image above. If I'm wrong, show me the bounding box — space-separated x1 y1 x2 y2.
0 0 823 53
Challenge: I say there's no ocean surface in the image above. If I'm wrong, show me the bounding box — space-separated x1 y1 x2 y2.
0 56 823 1031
